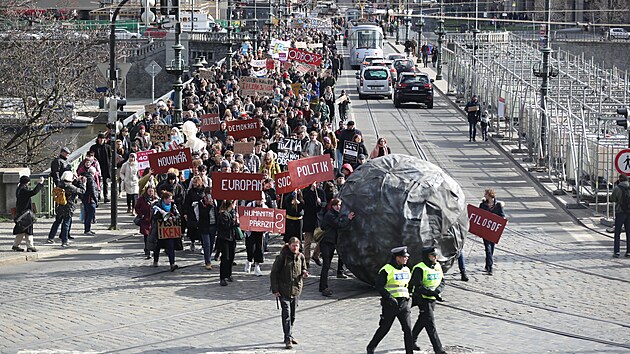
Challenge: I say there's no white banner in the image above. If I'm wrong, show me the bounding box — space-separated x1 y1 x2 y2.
250 59 266 67
252 68 268 77
269 39 291 59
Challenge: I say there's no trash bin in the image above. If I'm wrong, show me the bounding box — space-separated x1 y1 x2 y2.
99 97 105 109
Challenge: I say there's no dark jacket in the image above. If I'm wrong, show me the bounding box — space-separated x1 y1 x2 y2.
479 198 505 218
148 199 180 250
337 128 363 151
282 193 304 218
270 244 308 298
182 187 204 229
319 208 352 245
197 197 218 234
90 142 112 179
56 180 86 217
465 99 481 123
13 181 44 235
302 186 326 233
217 209 238 242
80 172 99 206
50 155 71 187
610 181 629 213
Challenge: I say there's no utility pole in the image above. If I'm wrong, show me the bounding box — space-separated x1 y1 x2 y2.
165 0 184 125
404 0 409 42
434 0 445 80
472 0 479 92
539 0 552 166
226 0 233 78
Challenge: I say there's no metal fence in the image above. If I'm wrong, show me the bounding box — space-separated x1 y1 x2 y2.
443 32 630 218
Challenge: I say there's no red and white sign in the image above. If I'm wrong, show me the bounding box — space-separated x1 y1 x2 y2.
287 48 322 66
467 204 508 244
148 148 193 175
226 118 261 140
288 155 335 190
211 172 265 200
240 76 275 97
136 149 155 176
274 171 294 195
200 113 221 132
238 206 286 233
615 149 630 175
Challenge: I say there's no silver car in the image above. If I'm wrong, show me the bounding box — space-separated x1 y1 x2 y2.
356 66 393 99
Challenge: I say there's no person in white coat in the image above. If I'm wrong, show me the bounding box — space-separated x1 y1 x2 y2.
119 153 140 214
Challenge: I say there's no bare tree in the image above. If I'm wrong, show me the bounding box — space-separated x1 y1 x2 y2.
589 0 629 24
0 1 109 170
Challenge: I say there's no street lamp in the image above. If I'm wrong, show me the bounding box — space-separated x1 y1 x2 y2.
225 0 234 79
164 0 185 125
434 0 446 80
107 0 131 230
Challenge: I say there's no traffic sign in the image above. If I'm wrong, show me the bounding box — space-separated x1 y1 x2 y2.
614 149 630 175
145 60 162 77
97 62 132 80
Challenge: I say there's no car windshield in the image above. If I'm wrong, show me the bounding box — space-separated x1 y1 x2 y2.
401 75 429 84
364 69 388 80
394 60 414 70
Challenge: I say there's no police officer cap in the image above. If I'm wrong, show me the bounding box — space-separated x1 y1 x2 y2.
422 247 437 256
391 246 410 257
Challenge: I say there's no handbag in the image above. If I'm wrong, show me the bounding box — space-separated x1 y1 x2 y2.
313 227 325 242
14 210 36 231
133 214 142 226
233 226 245 241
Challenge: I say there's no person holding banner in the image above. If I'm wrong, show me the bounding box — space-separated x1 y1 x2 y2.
197 187 218 270
244 196 268 276
479 189 505 275
150 191 181 272
302 182 326 267
217 199 239 286
135 185 157 259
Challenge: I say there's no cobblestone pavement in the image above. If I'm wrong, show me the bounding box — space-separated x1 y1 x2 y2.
1 42 629 354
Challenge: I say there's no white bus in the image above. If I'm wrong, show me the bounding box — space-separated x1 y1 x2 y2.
348 24 384 69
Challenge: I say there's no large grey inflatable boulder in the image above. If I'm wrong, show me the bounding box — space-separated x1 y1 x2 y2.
337 154 468 285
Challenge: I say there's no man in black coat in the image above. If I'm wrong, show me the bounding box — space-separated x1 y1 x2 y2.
465 95 481 142
335 121 363 170
12 175 44 252
90 132 112 202
50 147 72 187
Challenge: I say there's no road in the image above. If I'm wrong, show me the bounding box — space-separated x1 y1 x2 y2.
0 42 629 354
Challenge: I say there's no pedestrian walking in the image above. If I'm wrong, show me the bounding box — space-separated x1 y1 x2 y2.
409 247 447 354
244 197 267 276
49 147 72 187
282 189 304 244
479 189 505 274
90 133 111 202
217 199 239 286
369 137 392 159
367 246 414 354
480 109 490 141
119 152 140 214
302 182 326 267
135 185 158 259
465 95 481 142
197 187 218 270
318 198 355 297
149 191 181 271
47 171 86 247
270 237 309 350
12 176 45 252
610 174 630 258
80 167 99 236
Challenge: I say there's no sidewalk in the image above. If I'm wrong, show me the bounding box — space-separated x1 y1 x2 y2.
386 39 614 239
0 197 139 266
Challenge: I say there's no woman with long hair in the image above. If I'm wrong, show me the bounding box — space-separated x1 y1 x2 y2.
135 185 158 259
369 137 392 159
150 191 181 271
282 189 304 244
120 152 140 214
216 199 239 286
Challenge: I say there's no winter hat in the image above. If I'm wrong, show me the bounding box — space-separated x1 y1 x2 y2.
61 171 74 182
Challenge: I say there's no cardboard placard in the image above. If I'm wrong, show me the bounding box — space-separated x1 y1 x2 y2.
147 148 193 175
294 62 315 75
233 141 255 155
274 171 293 195
278 138 303 152
277 150 301 167
240 76 275 97
288 154 335 190
467 204 508 244
238 206 286 233
150 124 171 143
157 217 182 239
226 118 261 140
291 83 302 96
211 172 265 200
198 68 214 80
288 48 322 66
144 104 157 114
343 141 359 164
200 113 221 132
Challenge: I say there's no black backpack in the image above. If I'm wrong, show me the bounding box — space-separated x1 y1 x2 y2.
621 186 630 212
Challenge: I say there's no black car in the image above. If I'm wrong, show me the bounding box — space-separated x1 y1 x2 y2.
393 58 416 76
393 72 434 109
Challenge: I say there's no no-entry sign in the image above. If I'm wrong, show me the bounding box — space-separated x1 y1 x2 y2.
614 149 630 176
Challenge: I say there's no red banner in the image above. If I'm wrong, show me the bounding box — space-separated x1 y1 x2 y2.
467 204 508 244
238 206 286 233
274 171 294 195
136 149 155 176
200 113 221 132
287 48 322 66
211 172 265 200
266 58 275 70
288 155 335 190
147 148 193 175
226 118 261 140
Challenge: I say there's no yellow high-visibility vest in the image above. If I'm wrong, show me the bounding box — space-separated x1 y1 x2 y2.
380 264 411 299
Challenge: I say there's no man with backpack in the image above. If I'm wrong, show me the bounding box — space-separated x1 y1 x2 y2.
611 174 630 258
47 171 86 247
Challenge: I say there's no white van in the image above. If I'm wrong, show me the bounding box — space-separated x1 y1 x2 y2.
356 66 393 99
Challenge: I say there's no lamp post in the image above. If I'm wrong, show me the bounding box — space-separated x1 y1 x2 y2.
538 0 552 166
251 0 259 53
164 0 184 125
404 0 409 42
434 0 446 80
226 0 234 79
107 0 130 230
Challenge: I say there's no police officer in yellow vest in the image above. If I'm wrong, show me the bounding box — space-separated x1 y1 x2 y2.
366 246 414 354
409 247 447 354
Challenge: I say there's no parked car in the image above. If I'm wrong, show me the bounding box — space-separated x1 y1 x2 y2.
356 66 393 99
609 28 630 40
393 72 434 108
115 28 140 40
143 27 168 39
